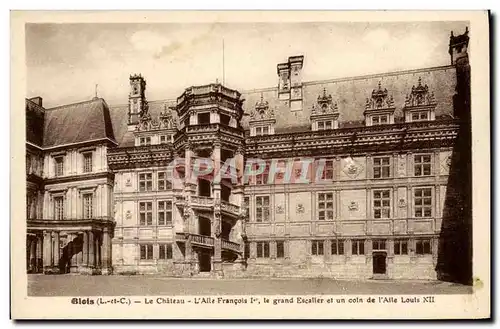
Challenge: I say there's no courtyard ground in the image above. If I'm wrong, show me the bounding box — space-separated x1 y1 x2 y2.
27 274 472 296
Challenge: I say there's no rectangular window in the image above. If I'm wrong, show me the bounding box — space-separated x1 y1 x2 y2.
318 192 334 220
140 244 154 260
255 163 269 185
411 111 429 122
311 240 324 256
331 240 345 255
255 126 269 136
140 137 151 146
157 172 172 191
414 188 432 217
83 194 93 219
325 120 332 130
352 239 365 255
139 202 153 226
373 156 391 178
321 159 334 180
139 173 153 191
372 115 388 125
160 135 167 144
416 239 432 255
373 190 391 219
414 154 432 176
255 196 270 222
317 121 324 130
372 239 386 250
159 244 173 260
256 242 270 258
276 241 285 258
54 156 64 177
157 201 173 226
198 112 211 124
83 153 93 173
394 239 408 255
54 196 64 220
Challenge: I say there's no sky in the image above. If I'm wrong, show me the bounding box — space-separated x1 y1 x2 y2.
26 21 469 108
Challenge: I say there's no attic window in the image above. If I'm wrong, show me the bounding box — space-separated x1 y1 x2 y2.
255 126 270 136
198 112 210 124
140 137 151 146
220 114 230 125
372 115 389 126
411 111 430 122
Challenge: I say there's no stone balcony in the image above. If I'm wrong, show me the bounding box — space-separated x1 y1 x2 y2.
175 232 242 254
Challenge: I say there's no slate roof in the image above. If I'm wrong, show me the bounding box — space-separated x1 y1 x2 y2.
43 98 116 148
107 65 457 147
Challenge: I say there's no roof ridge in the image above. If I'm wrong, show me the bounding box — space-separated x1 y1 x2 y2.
108 65 454 107
46 98 103 111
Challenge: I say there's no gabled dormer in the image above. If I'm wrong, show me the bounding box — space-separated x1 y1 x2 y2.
310 88 339 131
403 77 436 123
134 104 178 146
364 81 395 127
249 93 276 136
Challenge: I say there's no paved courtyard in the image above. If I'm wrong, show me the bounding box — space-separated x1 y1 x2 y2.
27 274 472 296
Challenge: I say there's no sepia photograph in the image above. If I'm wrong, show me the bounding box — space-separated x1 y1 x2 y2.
11 10 490 319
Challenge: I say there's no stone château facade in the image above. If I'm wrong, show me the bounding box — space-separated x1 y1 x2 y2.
25 28 472 283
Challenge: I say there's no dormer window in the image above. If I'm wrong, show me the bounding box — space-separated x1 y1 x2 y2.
198 112 210 124
372 114 389 126
255 126 270 136
364 81 395 127
139 137 151 146
404 77 436 123
310 89 339 131
249 93 276 137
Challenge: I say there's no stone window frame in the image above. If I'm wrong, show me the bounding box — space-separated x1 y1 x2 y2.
82 192 94 219
53 194 65 220
157 171 172 191
311 240 324 256
276 240 285 259
414 153 433 177
138 172 153 192
331 239 345 255
255 195 270 222
256 241 270 258
139 201 153 226
317 191 334 221
351 239 365 255
82 151 93 173
370 114 390 126
372 239 387 251
373 156 391 179
139 244 154 260
53 155 65 177
157 200 173 226
394 239 409 255
320 159 334 180
158 243 173 260
414 187 433 218
373 189 391 219
139 136 152 146
415 238 432 255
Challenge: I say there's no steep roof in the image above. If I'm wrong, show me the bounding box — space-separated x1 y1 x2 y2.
107 65 457 146
43 97 116 148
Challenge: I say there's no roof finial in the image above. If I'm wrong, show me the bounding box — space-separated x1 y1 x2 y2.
417 77 422 86
260 92 264 102
93 84 99 100
378 81 382 90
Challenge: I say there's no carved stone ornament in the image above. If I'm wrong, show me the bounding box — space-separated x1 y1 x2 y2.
348 201 358 211
125 210 132 220
137 105 177 131
342 157 364 179
311 88 339 115
250 93 275 120
296 203 305 214
365 81 395 111
125 177 132 187
276 205 285 214
398 198 407 208
404 77 436 108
